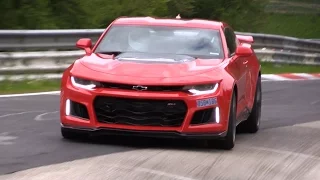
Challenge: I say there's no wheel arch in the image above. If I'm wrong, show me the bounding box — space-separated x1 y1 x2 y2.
233 83 238 102
224 81 238 126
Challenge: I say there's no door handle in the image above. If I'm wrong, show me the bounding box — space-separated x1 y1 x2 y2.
243 60 248 65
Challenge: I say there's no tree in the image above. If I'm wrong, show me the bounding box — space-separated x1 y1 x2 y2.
81 0 170 28
0 0 54 29
192 0 267 32
0 0 267 31
166 0 195 18
48 0 90 29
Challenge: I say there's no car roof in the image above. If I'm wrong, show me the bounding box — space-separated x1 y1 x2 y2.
112 17 224 30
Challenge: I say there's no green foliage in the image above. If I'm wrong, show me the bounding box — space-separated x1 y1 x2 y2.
190 0 267 32
257 13 320 39
220 0 268 32
81 0 171 28
166 0 195 18
0 0 55 29
0 0 266 31
48 0 89 29
1 0 318 38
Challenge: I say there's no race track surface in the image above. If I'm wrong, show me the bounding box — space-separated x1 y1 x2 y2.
0 80 320 179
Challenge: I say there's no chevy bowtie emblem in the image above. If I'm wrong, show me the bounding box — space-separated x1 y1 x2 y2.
132 85 148 91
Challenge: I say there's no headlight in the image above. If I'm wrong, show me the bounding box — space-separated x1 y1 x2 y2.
71 76 102 90
183 83 219 95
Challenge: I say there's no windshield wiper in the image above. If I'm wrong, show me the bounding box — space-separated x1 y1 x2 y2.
95 51 123 56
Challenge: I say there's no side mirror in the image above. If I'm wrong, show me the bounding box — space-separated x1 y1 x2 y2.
235 45 253 57
76 38 92 55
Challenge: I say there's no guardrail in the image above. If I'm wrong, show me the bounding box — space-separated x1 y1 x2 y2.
0 29 319 81
236 32 320 54
1 29 320 54
0 49 318 75
0 49 319 81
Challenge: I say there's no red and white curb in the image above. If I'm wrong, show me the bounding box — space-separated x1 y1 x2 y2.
262 73 320 81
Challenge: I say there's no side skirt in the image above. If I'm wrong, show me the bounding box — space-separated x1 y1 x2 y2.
236 107 251 126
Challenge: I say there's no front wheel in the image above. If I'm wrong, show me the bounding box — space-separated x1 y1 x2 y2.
207 90 237 150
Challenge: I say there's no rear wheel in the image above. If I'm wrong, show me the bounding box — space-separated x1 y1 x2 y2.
238 75 262 133
207 90 237 150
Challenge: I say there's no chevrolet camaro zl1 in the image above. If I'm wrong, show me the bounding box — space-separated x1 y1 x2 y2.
60 16 262 150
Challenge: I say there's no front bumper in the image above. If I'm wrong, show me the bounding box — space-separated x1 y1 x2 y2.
60 78 231 138
61 124 227 139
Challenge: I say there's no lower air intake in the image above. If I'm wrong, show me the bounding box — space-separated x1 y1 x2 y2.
70 100 89 120
190 108 215 125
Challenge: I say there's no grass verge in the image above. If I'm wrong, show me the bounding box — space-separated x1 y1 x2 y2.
257 13 320 39
0 79 60 95
0 63 320 94
260 62 320 74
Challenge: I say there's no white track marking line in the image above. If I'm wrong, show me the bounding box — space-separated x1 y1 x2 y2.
0 132 17 145
262 79 320 82
93 164 196 180
293 120 320 130
0 91 60 98
242 145 320 161
261 74 291 81
0 111 44 119
292 73 319 79
34 111 59 121
311 100 320 105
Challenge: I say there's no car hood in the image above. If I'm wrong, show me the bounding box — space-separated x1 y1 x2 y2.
78 53 223 78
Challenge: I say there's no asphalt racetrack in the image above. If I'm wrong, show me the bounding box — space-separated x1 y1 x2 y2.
0 79 320 179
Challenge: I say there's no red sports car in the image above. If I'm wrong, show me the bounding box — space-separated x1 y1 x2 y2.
60 16 262 150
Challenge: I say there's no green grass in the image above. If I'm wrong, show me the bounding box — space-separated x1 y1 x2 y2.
261 62 320 74
266 0 320 14
1 63 320 94
257 13 320 39
266 4 319 14
0 79 60 94
261 0 320 38
281 0 320 4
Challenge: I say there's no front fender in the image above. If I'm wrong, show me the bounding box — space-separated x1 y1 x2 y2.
218 72 237 125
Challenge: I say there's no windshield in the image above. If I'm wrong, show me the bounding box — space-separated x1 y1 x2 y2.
94 25 224 59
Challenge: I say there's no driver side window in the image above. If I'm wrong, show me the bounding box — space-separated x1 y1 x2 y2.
224 28 237 57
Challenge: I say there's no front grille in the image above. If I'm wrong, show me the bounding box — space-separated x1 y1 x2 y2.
190 108 215 125
93 96 188 127
100 82 184 92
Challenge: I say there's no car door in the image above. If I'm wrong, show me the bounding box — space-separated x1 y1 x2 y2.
224 28 248 119
238 53 252 110
229 29 252 109
243 47 254 109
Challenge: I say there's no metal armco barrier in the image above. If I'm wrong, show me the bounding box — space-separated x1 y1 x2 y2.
0 50 84 75
0 29 319 81
0 29 103 51
1 29 320 54
236 32 320 54
254 50 320 65
0 50 319 76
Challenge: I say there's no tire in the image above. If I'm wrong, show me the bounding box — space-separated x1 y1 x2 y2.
61 127 88 140
220 90 237 150
207 90 237 150
239 75 262 133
